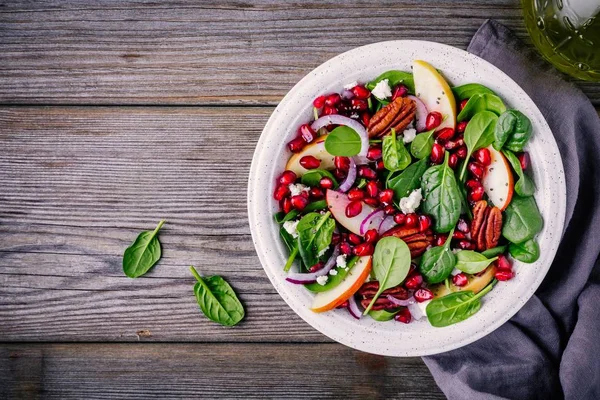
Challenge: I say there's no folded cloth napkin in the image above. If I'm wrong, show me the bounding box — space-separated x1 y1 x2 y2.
423 20 600 400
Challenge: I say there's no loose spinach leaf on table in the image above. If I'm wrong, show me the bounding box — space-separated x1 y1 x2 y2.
421 154 462 232
509 239 540 263
457 93 506 121
297 212 335 268
481 245 507 258
324 126 362 156
455 250 498 274
410 128 435 159
458 110 499 181
502 195 543 244
452 83 497 100
366 70 415 94
382 129 412 172
386 158 429 203
426 280 495 327
493 110 532 152
503 149 535 197
190 266 245 326
363 237 411 314
420 228 456 283
301 169 338 188
123 220 165 278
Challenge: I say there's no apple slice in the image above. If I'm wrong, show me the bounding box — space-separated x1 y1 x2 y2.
311 256 372 312
413 60 457 131
482 146 514 211
285 135 335 176
326 189 376 235
429 265 497 298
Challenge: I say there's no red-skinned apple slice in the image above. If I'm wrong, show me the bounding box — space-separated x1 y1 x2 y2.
326 189 376 235
482 145 514 211
413 60 457 131
429 265 497 298
285 135 335 176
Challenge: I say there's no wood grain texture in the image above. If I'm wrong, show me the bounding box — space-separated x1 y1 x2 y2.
0 343 445 399
1 0 598 106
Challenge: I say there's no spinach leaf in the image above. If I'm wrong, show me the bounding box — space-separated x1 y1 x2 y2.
366 70 415 94
297 212 335 268
369 308 401 321
276 200 328 225
421 154 462 232
190 266 245 326
502 195 543 244
455 250 498 274
509 239 540 263
503 149 535 197
493 110 533 152
280 227 296 253
383 129 412 172
457 93 506 121
324 126 362 156
386 158 429 203
301 169 338 188
123 220 165 278
458 111 498 181
363 237 411 314
284 246 299 272
304 256 359 292
426 281 495 327
410 129 435 159
419 229 456 283
452 83 497 100
481 245 507 258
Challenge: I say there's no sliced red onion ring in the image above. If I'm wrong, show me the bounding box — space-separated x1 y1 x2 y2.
378 216 397 235
407 95 428 132
341 89 354 100
347 295 362 320
311 115 369 161
407 300 427 320
285 246 340 284
386 294 415 307
338 157 356 193
360 209 385 235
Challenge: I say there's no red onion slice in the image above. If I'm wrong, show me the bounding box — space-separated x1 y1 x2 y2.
311 115 369 161
285 246 340 284
338 157 356 193
386 294 415 307
407 95 428 132
378 216 397 235
341 89 354 100
347 295 362 320
360 209 385 235
407 300 427 320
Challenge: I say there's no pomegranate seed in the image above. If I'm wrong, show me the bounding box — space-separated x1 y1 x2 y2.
351 85 371 99
435 234 448 247
391 85 408 100
337 102 350 115
367 146 382 160
313 95 326 108
288 137 306 153
453 231 466 239
290 195 309 211
458 240 476 250
299 190 309 199
279 170 297 186
383 204 396 215
452 273 468 287
274 184 290 201
405 213 418 228
419 215 432 232
457 218 470 233
348 233 362 245
319 177 334 190
436 128 455 141
495 270 513 281
348 188 365 201
404 273 423 289
460 99 469 110
364 198 379 207
425 111 443 131
457 120 468 133
448 153 459 169
518 152 530 170
334 156 350 170
331 233 341 245
309 262 324 273
336 300 349 309
354 242 374 256
345 200 363 218
474 148 492 166
300 155 321 170
430 143 445 164
496 254 512 271
375 160 385 170
361 112 371 127
333 168 346 180
468 185 485 202
393 213 406 225
414 288 434 302
351 98 368 111
340 242 353 255
299 124 316 143
364 229 378 243
325 93 341 106
455 146 468 159
281 197 293 214
394 308 412 324
310 187 324 199
466 179 482 190
379 189 394 205
365 181 379 198
359 165 377 179
323 105 337 115
468 162 485 180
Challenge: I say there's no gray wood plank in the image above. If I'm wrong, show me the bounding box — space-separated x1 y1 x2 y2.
0 343 444 399
1 0 598 106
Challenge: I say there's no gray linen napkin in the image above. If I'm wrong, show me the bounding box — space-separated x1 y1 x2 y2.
423 20 600 400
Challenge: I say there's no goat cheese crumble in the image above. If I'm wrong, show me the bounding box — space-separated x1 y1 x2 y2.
317 246 328 258
288 183 309 196
329 269 338 276
371 79 392 100
282 220 299 238
399 188 423 214
316 275 329 286
336 254 347 269
402 128 417 143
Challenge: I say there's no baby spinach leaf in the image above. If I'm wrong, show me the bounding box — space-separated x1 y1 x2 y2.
509 239 540 263
421 154 462 232
284 246 299 272
123 220 165 278
503 149 535 197
493 110 532 152
481 245 507 258
455 250 498 274
297 212 335 268
386 158 429 202
502 195 543 244
452 83 497 100
410 129 435 159
426 281 495 327
301 169 338 188
369 308 401 321
324 126 362 156
383 129 412 172
458 111 498 181
363 237 411 314
366 70 415 94
420 229 456 283
190 266 245 326
457 93 506 121
304 256 359 292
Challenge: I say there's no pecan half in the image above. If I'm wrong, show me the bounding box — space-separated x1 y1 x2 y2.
471 200 488 236
485 207 502 249
367 97 416 138
470 200 503 251
407 240 430 257
360 297 398 311
381 226 420 239
357 282 409 299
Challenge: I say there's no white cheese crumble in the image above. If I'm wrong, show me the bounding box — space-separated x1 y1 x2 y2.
317 246 328 258
329 269 338 276
288 183 309 196
343 81 358 89
282 220 299 239
336 254 347 269
371 79 392 100
399 188 423 214
316 275 329 286
402 128 417 144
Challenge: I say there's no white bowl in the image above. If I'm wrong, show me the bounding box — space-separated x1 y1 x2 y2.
248 40 566 356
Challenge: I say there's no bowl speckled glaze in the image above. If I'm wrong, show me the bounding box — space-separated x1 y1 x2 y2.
248 40 566 356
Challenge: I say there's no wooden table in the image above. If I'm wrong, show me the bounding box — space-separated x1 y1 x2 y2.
1 1 598 398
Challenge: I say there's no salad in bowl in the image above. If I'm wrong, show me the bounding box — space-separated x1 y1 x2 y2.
273 60 544 327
